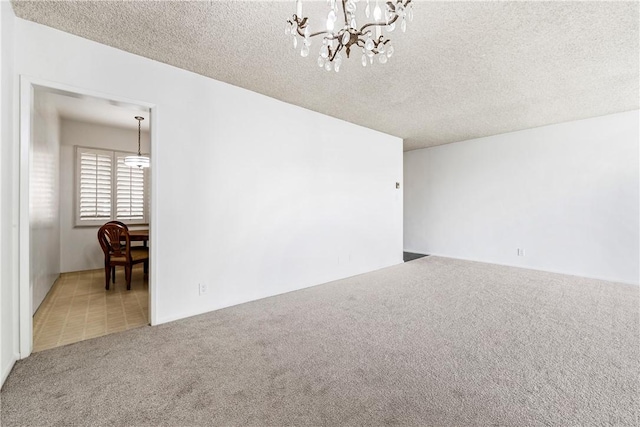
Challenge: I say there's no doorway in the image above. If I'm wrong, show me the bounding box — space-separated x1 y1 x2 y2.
19 78 157 357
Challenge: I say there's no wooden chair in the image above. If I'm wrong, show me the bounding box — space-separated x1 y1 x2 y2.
97 221 149 291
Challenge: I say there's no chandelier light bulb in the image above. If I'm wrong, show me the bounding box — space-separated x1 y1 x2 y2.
327 16 335 31
373 3 382 20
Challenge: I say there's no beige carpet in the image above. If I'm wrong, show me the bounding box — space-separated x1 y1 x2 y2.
1 256 638 426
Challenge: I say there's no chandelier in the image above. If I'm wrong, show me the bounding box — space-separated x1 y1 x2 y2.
124 116 150 168
286 0 414 72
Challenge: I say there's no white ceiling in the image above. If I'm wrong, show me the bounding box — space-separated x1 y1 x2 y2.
12 1 639 151
39 90 150 131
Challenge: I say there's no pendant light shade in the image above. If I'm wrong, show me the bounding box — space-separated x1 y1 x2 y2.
124 155 150 168
125 116 149 168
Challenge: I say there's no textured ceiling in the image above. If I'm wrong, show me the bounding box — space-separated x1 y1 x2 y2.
11 1 639 151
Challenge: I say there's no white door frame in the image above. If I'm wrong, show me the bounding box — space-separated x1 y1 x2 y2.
18 75 159 358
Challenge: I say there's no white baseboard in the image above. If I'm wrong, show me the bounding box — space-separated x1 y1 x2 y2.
156 259 405 326
1 353 18 389
420 252 638 286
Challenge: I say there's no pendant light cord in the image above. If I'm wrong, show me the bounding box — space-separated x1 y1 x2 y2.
137 118 142 156
135 116 144 157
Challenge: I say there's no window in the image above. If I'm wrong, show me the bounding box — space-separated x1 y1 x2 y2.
76 146 149 226
115 155 146 222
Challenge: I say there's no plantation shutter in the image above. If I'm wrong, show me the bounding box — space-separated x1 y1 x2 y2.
78 148 112 222
115 153 146 222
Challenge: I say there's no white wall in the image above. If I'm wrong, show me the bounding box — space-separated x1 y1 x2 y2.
59 119 150 273
0 0 18 388
30 90 60 313
10 18 403 331
404 110 639 285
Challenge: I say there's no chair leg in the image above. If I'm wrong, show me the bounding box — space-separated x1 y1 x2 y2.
105 264 111 290
112 266 116 284
143 260 149 279
125 265 132 291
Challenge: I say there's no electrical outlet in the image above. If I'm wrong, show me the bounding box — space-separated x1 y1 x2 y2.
199 283 208 296
517 248 526 256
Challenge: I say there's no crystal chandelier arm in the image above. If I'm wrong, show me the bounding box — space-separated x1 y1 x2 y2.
295 27 332 38
360 0 411 32
360 14 397 32
311 31 338 39
328 44 341 62
289 16 335 39
393 0 413 10
327 29 388 60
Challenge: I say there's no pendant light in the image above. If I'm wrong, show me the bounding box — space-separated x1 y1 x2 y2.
124 116 150 168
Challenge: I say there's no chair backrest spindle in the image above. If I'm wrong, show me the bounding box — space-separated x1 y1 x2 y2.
98 221 131 261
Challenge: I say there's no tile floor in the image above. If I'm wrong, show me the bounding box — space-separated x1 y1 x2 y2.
33 265 149 352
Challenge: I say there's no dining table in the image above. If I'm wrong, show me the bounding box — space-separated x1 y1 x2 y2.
128 229 149 247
